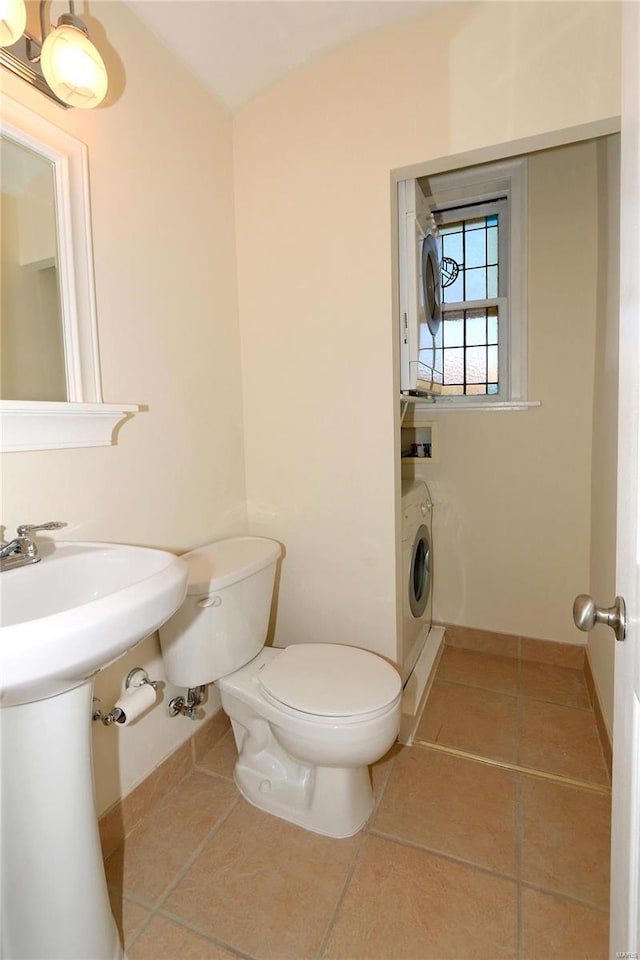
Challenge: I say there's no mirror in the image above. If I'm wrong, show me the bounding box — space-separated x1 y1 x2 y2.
0 95 102 404
1 136 66 401
0 97 137 452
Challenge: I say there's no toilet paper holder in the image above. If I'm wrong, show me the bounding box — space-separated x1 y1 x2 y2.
92 667 159 726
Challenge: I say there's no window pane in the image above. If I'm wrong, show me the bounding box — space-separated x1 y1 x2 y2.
443 315 463 347
434 347 443 376
488 383 499 395
487 309 498 344
443 272 464 303
444 347 464 383
488 344 498 381
465 267 487 300
486 214 498 227
487 265 498 298
441 384 465 395
464 217 484 232
467 384 487 395
440 221 463 236
442 231 463 265
464 226 486 268
487 225 498 264
419 324 434 349
466 311 486 346
466 346 487 383
418 353 434 379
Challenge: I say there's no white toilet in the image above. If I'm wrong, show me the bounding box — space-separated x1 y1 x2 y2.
159 536 402 838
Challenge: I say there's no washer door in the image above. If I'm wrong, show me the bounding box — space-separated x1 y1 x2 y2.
409 523 431 618
422 233 442 336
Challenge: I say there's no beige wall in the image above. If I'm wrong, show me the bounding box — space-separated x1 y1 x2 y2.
233 2 621 660
413 140 601 645
588 135 621 736
1 2 247 814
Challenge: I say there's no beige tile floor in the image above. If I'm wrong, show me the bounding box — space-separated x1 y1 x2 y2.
106 645 611 960
417 645 610 785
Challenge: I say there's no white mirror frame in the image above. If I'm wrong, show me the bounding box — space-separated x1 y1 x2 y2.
0 96 137 452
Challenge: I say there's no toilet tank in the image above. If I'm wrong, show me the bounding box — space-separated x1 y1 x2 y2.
159 537 281 688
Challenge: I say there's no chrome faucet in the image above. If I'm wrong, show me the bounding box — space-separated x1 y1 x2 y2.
0 521 65 571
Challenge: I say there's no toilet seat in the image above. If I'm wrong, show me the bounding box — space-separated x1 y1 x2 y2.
258 643 401 720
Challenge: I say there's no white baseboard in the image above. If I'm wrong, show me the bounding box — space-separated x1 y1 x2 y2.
399 626 445 745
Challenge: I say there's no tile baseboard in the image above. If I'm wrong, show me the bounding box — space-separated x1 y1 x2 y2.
583 653 613 781
439 622 585 669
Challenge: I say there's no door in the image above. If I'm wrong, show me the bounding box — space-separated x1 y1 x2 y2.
610 4 640 954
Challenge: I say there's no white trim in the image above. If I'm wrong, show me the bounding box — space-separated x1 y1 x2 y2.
0 402 139 452
432 400 540 413
407 399 541 415
394 118 620 184
509 160 528 402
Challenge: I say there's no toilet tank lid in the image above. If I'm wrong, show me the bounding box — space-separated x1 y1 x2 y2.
181 537 281 594
259 643 402 717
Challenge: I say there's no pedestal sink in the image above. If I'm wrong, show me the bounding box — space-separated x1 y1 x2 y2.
0 540 188 959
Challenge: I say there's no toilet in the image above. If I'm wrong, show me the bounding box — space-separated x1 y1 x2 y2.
159 536 402 838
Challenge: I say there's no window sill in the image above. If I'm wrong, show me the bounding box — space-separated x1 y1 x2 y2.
0 401 139 452
434 399 541 412
403 397 541 414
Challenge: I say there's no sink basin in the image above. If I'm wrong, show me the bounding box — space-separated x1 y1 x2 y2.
0 540 188 706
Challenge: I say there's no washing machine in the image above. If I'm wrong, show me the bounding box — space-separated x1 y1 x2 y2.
398 178 443 397
401 478 433 677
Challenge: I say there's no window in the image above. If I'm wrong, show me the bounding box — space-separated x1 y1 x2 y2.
436 200 507 396
425 158 527 403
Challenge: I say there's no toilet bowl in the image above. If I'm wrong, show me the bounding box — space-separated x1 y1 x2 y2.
159 537 402 838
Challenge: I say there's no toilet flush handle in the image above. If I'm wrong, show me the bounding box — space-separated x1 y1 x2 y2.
197 596 222 609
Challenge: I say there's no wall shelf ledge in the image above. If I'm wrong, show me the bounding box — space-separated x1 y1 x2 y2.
0 401 139 452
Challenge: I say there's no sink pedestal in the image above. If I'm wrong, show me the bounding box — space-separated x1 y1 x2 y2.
1 680 122 960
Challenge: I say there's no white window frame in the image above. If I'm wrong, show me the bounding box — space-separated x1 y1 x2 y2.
427 157 528 405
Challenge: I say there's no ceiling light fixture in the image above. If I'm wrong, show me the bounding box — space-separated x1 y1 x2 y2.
0 0 108 109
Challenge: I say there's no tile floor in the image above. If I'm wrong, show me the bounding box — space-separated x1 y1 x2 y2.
105 640 611 960
417 644 610 785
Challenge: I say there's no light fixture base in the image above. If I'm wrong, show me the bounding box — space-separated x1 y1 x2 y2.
56 13 89 37
0 33 68 108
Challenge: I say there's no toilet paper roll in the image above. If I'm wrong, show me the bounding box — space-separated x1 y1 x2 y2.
114 682 156 725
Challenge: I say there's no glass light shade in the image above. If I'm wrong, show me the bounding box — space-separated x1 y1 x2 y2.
41 23 108 109
0 0 26 47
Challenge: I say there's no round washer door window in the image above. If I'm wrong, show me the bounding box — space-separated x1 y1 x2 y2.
409 524 431 618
